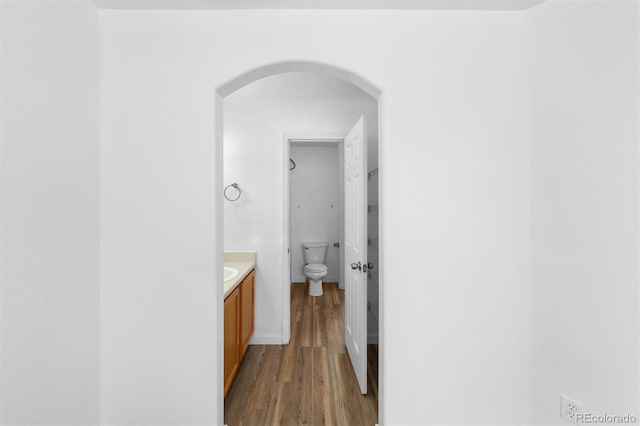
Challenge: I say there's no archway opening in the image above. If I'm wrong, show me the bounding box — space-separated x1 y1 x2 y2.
215 61 383 425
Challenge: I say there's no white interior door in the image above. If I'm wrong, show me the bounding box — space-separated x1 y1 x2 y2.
344 116 367 394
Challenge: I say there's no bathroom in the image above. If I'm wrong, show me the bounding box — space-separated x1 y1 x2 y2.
222 72 379 423
289 141 342 292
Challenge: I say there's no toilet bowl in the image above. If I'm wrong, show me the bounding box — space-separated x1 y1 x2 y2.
301 241 329 296
304 263 328 296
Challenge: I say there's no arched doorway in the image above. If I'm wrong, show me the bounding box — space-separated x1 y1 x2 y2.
215 61 384 424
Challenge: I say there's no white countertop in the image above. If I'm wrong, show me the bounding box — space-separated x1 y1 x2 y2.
223 252 256 299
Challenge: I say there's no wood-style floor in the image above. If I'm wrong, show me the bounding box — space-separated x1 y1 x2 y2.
224 282 378 426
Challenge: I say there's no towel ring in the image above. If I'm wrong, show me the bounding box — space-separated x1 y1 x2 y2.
224 183 241 201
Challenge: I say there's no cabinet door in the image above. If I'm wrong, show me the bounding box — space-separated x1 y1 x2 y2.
239 270 255 359
223 287 240 397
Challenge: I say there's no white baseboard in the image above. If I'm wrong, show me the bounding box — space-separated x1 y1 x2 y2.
292 275 340 283
249 335 284 345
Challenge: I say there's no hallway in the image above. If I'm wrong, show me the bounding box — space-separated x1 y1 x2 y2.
224 283 378 425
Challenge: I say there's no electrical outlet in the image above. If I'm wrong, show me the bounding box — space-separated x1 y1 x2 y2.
561 395 583 424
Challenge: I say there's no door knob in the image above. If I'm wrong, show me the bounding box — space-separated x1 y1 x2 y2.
351 261 362 271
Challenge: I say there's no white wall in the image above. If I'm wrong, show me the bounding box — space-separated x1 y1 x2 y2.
223 81 376 344
290 143 340 283
100 9 532 425
530 1 640 423
99 16 219 426
0 1 100 424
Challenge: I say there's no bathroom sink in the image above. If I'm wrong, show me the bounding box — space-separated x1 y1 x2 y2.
224 266 239 282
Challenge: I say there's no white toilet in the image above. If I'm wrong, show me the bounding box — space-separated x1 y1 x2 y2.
302 241 329 297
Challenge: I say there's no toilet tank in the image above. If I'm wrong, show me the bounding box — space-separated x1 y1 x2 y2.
301 241 329 264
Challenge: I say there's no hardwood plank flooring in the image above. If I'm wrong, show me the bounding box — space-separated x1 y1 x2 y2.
225 283 378 426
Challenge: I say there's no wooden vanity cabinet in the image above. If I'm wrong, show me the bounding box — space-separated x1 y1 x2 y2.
223 287 240 396
224 269 255 397
239 270 255 359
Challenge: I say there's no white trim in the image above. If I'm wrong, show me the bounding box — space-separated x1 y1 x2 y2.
288 138 343 143
94 0 547 10
250 335 286 345
286 133 345 143
282 135 291 344
338 143 345 290
377 92 385 425
214 93 224 426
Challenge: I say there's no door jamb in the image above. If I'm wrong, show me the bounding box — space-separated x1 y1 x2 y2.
282 133 345 344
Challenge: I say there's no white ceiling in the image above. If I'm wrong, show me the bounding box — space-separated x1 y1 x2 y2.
94 0 547 10
228 72 375 102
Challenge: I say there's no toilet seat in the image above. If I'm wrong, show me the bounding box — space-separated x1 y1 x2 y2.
304 263 327 273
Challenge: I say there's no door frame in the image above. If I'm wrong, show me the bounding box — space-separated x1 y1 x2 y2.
282 133 345 344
